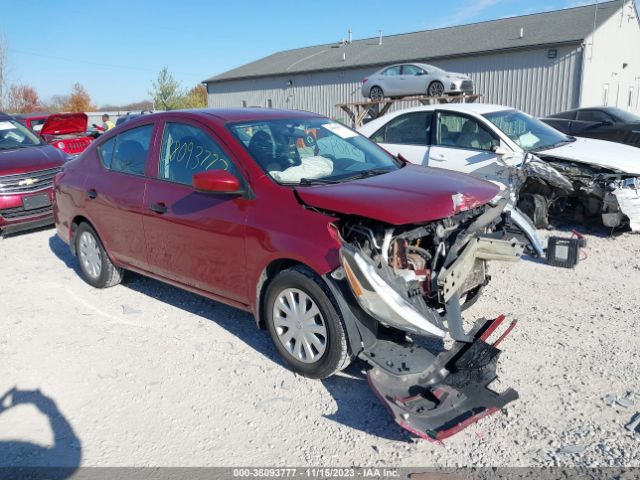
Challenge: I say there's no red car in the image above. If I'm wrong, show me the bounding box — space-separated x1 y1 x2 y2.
0 113 68 236
15 112 94 155
54 109 524 441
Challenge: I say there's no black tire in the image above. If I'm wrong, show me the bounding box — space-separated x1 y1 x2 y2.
369 86 385 101
517 194 550 229
264 266 350 379
75 222 124 288
428 81 445 97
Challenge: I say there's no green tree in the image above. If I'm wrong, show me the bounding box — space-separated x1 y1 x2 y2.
150 67 184 110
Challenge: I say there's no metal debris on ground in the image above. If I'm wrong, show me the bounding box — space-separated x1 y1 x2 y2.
625 413 640 434
121 305 142 315
557 444 586 455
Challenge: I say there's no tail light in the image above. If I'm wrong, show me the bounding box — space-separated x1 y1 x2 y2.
363 78 368 84
56 141 66 151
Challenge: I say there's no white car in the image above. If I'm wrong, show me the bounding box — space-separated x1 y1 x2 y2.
359 104 640 232
361 63 474 100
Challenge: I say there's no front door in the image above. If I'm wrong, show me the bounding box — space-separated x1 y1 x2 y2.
142 118 250 304
428 111 512 185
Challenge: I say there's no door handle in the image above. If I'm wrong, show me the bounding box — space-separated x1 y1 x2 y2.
86 189 97 199
150 202 168 214
432 154 447 161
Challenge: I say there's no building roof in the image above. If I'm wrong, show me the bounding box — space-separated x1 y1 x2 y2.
205 0 623 84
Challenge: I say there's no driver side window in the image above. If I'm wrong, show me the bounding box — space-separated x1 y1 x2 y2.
436 113 497 151
159 122 237 185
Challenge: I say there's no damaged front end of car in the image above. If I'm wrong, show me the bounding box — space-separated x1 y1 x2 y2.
518 155 640 231
324 199 524 441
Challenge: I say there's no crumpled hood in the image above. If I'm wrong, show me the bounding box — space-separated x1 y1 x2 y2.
0 144 66 176
538 137 640 175
40 113 88 136
295 164 499 225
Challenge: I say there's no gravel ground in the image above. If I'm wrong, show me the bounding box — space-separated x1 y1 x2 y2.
0 226 639 468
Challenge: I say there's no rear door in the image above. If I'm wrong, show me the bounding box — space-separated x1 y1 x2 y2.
370 111 433 165
83 122 158 269
428 111 509 184
142 117 250 303
379 66 402 96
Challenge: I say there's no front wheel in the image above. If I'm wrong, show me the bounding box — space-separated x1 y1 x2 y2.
264 267 350 379
75 222 123 288
428 81 445 97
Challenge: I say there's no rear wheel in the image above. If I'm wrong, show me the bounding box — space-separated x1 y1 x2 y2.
369 86 385 101
75 223 123 288
264 266 350 379
428 81 445 97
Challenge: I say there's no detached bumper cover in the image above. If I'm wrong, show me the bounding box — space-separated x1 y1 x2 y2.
365 316 518 442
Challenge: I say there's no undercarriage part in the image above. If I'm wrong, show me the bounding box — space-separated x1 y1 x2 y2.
437 236 523 304
364 316 518 442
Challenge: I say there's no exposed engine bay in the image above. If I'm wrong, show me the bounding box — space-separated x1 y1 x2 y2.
336 199 524 342
518 155 640 231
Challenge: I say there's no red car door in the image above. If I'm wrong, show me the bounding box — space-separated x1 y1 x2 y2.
83 122 159 269
142 117 250 304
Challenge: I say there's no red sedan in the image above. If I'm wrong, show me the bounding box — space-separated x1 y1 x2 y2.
53 108 523 441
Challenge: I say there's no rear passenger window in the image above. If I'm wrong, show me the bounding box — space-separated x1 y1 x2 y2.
371 112 432 145
159 122 237 185
97 137 116 168
99 124 154 176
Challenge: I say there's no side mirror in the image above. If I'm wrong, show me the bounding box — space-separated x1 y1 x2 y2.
193 170 243 195
491 144 510 157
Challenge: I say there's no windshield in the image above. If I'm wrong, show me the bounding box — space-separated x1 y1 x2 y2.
229 118 401 185
608 107 640 123
0 119 43 150
484 109 572 152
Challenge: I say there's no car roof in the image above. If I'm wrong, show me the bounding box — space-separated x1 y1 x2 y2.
120 108 326 125
383 103 512 115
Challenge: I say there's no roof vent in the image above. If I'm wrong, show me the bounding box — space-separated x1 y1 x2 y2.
342 52 346 61
519 27 525 39
348 29 352 44
378 30 383 46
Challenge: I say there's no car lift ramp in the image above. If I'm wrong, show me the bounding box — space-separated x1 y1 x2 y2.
337 93 482 128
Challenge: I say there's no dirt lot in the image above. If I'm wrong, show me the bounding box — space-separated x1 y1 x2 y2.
0 226 639 468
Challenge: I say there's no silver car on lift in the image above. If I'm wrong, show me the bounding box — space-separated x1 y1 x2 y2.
361 63 474 100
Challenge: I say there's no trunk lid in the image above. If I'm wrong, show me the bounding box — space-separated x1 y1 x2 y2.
40 113 88 136
294 164 499 225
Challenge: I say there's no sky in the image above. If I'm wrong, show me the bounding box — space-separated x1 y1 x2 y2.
0 0 632 107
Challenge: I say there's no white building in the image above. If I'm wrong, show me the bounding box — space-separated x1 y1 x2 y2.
204 0 640 119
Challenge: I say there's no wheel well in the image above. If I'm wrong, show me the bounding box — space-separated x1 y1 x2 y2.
69 215 94 255
255 259 313 330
